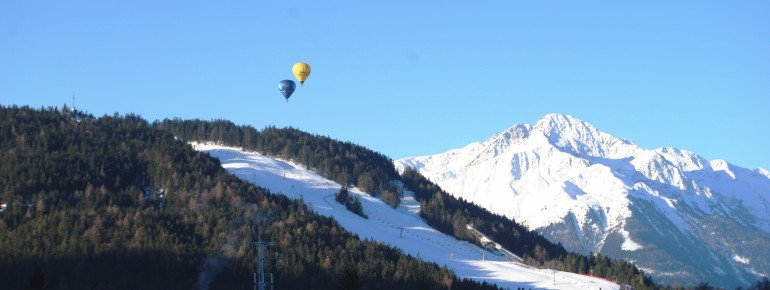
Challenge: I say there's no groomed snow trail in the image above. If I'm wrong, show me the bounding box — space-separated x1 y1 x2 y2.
194 143 620 290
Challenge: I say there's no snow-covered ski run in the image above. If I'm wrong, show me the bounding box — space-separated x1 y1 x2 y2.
193 143 622 290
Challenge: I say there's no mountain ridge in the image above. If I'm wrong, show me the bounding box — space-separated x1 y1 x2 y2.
396 113 770 287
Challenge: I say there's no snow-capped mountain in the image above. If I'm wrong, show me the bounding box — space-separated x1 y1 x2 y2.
395 114 770 287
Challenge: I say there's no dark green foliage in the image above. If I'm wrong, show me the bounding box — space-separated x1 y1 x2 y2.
693 282 714 290
0 106 501 290
337 267 364 290
336 186 367 219
156 119 402 208
24 267 46 290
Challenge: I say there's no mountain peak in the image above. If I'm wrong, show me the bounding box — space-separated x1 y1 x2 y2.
530 113 639 159
491 123 531 143
533 114 601 141
534 113 588 132
539 113 582 123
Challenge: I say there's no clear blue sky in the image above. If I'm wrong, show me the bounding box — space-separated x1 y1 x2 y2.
2 1 769 169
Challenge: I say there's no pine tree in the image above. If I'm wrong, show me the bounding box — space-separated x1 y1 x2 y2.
337 268 363 290
25 267 46 290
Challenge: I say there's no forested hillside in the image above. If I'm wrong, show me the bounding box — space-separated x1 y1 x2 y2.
157 119 402 208
156 118 659 289
0 106 497 290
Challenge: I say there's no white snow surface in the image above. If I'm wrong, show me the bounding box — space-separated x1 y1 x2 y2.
619 229 643 252
733 255 750 265
193 142 621 290
395 114 770 281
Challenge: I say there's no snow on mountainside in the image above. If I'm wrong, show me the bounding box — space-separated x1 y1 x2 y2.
192 142 622 290
395 114 770 287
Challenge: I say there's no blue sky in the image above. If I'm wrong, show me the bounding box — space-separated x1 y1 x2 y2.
2 1 769 169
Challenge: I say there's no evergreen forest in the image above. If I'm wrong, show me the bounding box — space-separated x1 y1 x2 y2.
0 106 498 290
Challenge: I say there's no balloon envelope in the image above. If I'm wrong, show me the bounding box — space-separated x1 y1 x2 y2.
278 80 296 101
292 63 311 85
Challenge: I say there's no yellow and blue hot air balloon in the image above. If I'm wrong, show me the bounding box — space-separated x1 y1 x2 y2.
292 62 311 86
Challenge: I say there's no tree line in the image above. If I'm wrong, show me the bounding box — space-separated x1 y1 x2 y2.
156 119 403 208
0 105 500 290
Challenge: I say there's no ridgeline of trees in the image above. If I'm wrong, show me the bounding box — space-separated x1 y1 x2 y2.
399 168 658 289
0 105 500 290
156 119 402 208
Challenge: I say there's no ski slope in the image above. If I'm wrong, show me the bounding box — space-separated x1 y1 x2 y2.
193 143 621 290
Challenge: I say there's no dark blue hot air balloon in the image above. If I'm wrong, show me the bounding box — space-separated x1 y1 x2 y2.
278 80 296 101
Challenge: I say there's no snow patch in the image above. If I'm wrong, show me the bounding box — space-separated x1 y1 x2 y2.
620 229 643 251
710 160 736 179
758 168 770 179
734 255 751 265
